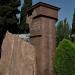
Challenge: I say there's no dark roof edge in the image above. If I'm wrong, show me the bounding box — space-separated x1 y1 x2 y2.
27 2 60 12
33 14 58 21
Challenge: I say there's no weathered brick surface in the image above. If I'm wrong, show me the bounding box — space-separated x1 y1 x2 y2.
0 32 36 75
30 17 56 75
27 2 59 75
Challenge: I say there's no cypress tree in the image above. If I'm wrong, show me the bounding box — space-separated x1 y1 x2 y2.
72 9 75 34
0 0 21 57
0 0 21 33
20 0 32 33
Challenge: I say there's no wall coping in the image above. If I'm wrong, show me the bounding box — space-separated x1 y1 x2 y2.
27 2 60 14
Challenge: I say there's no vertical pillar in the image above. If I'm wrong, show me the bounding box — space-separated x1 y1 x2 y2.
27 2 60 75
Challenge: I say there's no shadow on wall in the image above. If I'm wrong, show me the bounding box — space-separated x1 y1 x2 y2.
0 28 7 58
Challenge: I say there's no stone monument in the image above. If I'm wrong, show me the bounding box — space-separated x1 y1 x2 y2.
27 2 60 75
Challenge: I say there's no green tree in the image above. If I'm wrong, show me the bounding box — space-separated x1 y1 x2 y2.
56 18 70 46
0 0 20 57
20 0 32 33
72 9 75 34
71 9 75 42
0 0 20 33
54 39 75 75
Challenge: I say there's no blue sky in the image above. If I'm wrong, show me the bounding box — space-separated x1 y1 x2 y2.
21 0 75 27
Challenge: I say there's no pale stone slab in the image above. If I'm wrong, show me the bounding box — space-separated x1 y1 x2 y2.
0 32 36 75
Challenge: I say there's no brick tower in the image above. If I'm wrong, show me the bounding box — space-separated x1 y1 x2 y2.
26 2 60 75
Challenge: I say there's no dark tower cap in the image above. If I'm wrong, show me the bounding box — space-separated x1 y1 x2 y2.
27 2 60 13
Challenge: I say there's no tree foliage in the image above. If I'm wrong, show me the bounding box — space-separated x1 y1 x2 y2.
20 0 32 33
0 0 20 33
54 39 75 75
71 9 75 42
56 18 70 46
0 0 20 57
72 9 75 34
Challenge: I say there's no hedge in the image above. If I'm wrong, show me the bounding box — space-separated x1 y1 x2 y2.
54 39 75 75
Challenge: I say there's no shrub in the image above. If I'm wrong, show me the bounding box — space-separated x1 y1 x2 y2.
54 39 75 75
